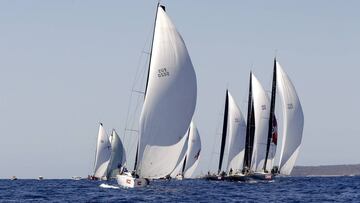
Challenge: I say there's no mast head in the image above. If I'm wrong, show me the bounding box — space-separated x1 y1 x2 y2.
160 5 166 11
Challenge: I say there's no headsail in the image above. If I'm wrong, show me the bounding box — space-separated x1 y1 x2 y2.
93 123 111 178
250 74 270 172
277 61 304 175
226 92 246 173
137 5 197 178
183 122 201 178
106 130 126 179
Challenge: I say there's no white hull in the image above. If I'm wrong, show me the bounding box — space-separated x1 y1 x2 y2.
116 174 148 188
250 172 273 180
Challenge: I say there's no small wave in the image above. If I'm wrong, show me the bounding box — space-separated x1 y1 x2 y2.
99 183 119 189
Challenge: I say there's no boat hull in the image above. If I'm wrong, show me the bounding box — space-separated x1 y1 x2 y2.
203 174 225 181
116 175 149 188
175 174 184 180
249 172 273 180
224 174 249 182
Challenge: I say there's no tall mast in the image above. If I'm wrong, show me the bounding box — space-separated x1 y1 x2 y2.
263 58 277 172
144 3 162 97
244 72 255 170
218 90 229 173
133 143 139 171
134 3 162 172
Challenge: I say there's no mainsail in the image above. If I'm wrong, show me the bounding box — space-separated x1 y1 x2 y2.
226 91 246 173
277 61 304 175
263 59 278 172
137 5 197 178
106 130 126 179
250 74 271 172
218 90 229 173
244 73 255 170
93 123 111 178
265 117 278 171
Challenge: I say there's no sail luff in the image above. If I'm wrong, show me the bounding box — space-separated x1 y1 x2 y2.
263 58 277 171
218 90 229 173
144 2 161 98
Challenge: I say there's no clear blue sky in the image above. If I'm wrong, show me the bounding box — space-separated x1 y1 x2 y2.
0 0 359 178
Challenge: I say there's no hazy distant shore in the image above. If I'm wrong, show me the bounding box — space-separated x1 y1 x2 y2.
291 164 360 177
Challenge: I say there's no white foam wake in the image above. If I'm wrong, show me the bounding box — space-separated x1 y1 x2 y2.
99 183 120 189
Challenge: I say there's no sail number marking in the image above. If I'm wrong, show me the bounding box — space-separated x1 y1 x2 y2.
157 68 170 78
287 103 294 109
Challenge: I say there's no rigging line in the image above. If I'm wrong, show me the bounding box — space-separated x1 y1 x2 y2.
121 14 153 145
207 95 225 172
131 89 145 94
125 129 139 132
122 59 147 148
125 94 143 160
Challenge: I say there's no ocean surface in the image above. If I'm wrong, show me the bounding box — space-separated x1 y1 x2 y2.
1 176 360 202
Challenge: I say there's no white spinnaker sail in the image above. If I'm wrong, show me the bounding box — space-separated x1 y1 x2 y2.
250 74 270 172
183 122 201 178
93 123 111 178
137 6 197 178
226 92 246 173
106 130 126 179
277 61 304 175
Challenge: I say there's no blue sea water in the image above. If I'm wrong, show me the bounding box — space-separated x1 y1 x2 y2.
1 176 360 202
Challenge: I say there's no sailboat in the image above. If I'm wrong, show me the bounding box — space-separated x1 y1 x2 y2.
224 91 247 181
90 123 111 180
116 3 197 188
249 59 304 180
245 73 274 180
206 90 247 181
172 121 202 180
275 59 304 176
105 130 126 180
